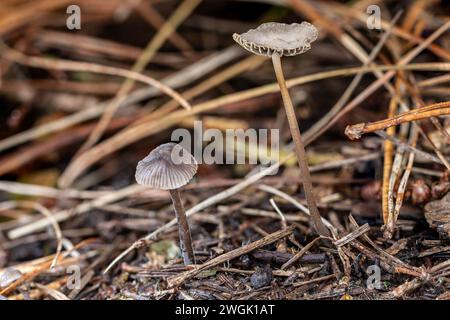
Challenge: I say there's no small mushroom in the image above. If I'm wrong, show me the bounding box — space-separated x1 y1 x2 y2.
233 22 330 236
135 143 197 265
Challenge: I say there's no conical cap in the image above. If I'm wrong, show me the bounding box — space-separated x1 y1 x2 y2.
135 143 197 190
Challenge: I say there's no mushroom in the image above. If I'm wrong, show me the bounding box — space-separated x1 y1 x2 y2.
135 142 197 265
233 22 330 236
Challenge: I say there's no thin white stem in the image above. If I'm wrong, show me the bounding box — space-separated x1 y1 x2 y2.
169 189 195 265
271 53 330 237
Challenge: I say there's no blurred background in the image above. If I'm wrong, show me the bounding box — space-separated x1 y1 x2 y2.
0 0 449 300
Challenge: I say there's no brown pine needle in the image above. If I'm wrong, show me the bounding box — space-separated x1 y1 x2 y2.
57 63 450 189
345 101 450 140
0 42 191 110
75 0 201 154
0 201 62 269
382 95 399 225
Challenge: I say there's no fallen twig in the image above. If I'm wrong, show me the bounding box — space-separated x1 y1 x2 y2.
345 101 450 140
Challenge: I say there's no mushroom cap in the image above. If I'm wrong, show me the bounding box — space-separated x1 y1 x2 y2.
233 22 318 57
135 143 197 190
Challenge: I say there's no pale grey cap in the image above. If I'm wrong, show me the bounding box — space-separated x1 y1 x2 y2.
135 143 198 190
233 22 318 57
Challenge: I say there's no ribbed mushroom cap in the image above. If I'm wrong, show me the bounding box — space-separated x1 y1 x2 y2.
135 143 197 190
233 22 318 57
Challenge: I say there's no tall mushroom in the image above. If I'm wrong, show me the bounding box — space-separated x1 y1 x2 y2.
233 22 330 236
135 143 197 265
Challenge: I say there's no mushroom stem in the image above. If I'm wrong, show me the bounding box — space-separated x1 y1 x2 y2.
169 188 196 265
271 53 330 237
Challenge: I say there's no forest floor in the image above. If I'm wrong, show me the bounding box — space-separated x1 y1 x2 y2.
0 0 449 300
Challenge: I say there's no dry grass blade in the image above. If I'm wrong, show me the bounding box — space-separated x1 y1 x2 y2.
33 283 70 300
318 21 450 139
382 95 399 225
375 131 441 164
0 181 106 199
8 184 146 239
281 236 322 270
0 47 243 154
257 184 337 234
333 223 370 247
134 1 193 53
56 62 450 188
326 1 450 60
76 0 202 153
0 201 62 269
0 0 73 36
0 43 191 110
304 11 402 144
0 238 96 296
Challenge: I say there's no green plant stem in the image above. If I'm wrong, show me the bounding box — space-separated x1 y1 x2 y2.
271 53 330 237
169 188 196 265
